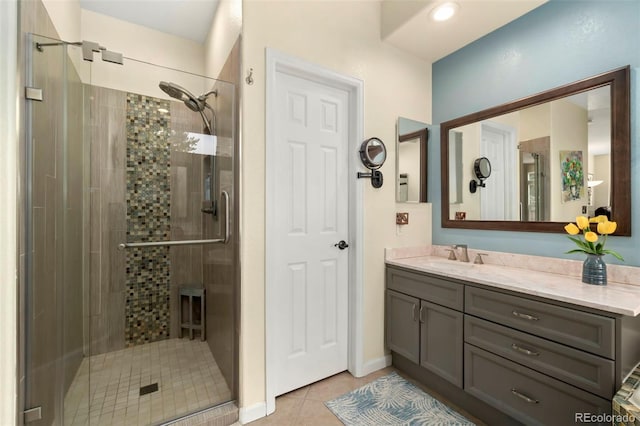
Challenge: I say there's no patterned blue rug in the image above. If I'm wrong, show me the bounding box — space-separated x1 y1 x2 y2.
325 372 475 425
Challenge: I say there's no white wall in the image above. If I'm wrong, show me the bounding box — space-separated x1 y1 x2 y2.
241 0 432 412
81 9 209 97
82 9 205 75
0 0 18 423
450 123 480 220
42 0 81 42
37 4 210 94
550 99 588 221
593 154 610 208
205 0 242 79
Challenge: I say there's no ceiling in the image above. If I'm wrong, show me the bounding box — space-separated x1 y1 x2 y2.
79 0 220 43
78 0 548 60
382 0 548 62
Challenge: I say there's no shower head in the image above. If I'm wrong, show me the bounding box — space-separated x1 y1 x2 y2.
159 81 203 112
159 81 214 134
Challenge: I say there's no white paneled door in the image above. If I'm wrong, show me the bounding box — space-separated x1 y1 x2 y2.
480 122 517 221
271 71 350 396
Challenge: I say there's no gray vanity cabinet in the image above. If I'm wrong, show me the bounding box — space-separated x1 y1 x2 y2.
385 263 640 426
386 266 464 387
419 299 463 386
385 290 420 363
465 345 610 426
465 286 615 358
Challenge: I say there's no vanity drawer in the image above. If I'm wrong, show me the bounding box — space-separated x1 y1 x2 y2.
386 266 463 310
465 286 615 358
465 344 611 426
465 315 615 399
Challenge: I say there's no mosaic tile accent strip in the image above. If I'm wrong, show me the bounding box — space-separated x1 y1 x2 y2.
125 93 171 346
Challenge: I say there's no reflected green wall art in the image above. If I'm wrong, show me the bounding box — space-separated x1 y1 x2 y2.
560 150 584 203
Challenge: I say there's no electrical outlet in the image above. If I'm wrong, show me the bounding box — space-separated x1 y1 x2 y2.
396 212 409 225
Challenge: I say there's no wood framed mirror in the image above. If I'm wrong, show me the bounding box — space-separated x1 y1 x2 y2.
441 66 630 235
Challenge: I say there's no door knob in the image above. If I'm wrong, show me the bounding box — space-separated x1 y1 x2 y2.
334 240 349 250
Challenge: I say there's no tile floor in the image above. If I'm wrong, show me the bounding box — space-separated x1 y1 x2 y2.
248 366 484 426
64 338 232 426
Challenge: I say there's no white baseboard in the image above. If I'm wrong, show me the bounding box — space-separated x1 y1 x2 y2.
352 354 392 378
239 402 267 425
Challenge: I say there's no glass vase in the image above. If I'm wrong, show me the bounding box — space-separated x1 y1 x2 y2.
582 254 607 285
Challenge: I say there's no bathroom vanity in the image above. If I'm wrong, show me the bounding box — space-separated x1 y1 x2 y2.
385 248 640 426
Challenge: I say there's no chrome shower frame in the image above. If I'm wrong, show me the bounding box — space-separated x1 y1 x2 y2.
35 39 123 65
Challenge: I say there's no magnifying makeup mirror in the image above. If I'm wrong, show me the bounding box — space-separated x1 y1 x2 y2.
469 157 491 193
357 137 387 188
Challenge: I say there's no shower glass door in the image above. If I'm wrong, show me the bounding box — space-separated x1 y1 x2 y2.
81 49 236 426
24 34 91 426
25 35 237 425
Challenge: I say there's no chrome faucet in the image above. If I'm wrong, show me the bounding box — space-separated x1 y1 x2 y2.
453 244 469 262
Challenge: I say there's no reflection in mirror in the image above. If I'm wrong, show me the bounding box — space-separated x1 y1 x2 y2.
367 140 386 166
359 137 387 169
441 66 630 235
449 86 609 222
396 117 429 202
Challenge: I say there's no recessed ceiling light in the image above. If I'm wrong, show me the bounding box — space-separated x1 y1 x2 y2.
431 2 459 22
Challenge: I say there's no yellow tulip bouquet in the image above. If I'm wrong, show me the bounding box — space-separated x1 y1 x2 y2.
564 215 624 261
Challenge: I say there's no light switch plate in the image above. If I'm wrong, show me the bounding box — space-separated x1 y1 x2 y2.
396 212 409 225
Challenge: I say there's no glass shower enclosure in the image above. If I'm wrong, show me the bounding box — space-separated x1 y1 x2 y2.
23 34 238 425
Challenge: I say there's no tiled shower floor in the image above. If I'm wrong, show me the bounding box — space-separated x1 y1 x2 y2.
64 338 232 425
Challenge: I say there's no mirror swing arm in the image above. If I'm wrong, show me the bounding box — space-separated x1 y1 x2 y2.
440 66 631 235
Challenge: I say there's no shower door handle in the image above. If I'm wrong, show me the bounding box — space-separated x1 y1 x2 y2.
221 190 230 244
119 190 230 250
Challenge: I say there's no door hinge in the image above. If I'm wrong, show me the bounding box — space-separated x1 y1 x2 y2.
25 87 43 101
23 406 42 423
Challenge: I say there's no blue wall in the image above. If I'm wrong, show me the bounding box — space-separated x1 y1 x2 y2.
431 0 640 266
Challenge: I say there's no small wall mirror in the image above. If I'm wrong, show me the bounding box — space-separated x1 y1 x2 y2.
396 117 429 202
358 137 387 188
441 66 630 235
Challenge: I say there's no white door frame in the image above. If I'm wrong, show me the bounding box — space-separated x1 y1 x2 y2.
265 48 364 415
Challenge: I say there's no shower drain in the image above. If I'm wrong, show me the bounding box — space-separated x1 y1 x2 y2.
139 383 159 396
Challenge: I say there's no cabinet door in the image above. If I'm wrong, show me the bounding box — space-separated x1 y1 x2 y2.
420 300 463 387
386 290 420 363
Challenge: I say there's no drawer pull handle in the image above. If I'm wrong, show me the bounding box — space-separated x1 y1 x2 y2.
412 304 418 322
511 388 539 404
512 310 539 321
511 343 540 356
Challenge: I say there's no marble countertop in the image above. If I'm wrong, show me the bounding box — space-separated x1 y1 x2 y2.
385 247 640 317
